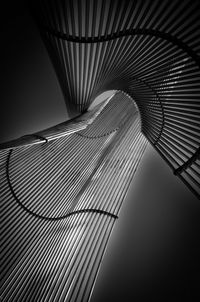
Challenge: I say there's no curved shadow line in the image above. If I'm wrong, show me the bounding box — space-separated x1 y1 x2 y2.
42 26 200 67
75 127 119 139
76 102 138 139
75 80 163 143
126 77 165 145
75 115 130 139
6 150 118 222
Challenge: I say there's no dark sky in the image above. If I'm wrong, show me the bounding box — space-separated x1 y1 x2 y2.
1 2 200 302
0 1 67 143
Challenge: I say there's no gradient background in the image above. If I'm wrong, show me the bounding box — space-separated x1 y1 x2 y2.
1 2 200 301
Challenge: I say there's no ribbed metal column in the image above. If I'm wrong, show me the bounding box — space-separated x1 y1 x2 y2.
1 93 147 301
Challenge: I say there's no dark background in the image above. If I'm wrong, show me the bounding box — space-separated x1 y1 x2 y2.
0 1 67 143
1 2 200 301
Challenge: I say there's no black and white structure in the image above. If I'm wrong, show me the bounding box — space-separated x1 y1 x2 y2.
1 1 200 301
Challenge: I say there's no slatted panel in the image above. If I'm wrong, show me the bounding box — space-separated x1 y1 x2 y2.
30 0 200 198
1 1 200 301
33 0 200 56
1 94 147 301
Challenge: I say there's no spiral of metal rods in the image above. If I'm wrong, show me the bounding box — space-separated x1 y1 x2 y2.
1 1 200 301
30 0 200 199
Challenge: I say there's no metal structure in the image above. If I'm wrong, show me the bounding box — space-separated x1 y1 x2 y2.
1 93 147 301
1 0 200 301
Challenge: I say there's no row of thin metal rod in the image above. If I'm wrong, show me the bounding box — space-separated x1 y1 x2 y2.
1 94 148 301
34 0 200 56
33 0 200 197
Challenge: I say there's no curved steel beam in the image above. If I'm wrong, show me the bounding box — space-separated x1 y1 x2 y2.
174 147 200 175
42 26 200 68
21 134 49 143
6 150 118 222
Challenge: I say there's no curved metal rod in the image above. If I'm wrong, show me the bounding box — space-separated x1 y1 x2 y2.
21 134 49 143
6 150 118 222
41 26 200 68
124 77 165 145
174 147 200 175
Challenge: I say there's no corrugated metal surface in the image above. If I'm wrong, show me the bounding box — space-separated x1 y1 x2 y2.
1 93 147 301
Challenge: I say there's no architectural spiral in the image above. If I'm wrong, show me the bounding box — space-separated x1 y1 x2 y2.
31 0 200 198
1 1 200 301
